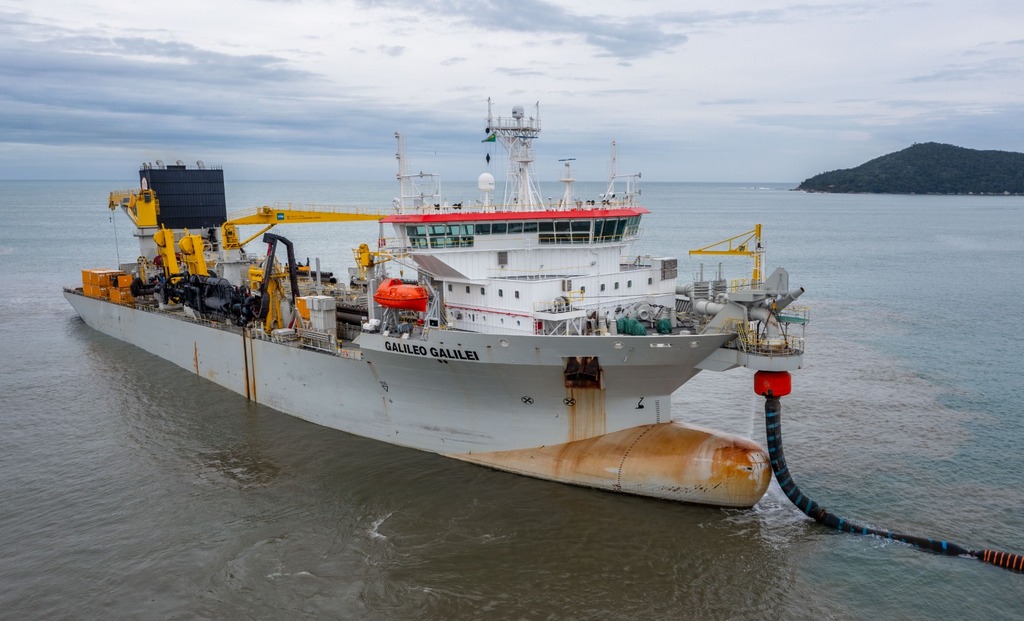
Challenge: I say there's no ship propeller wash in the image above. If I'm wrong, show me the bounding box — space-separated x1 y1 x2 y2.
65 101 809 508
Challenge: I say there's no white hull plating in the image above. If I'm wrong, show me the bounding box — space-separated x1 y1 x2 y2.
64 289 772 507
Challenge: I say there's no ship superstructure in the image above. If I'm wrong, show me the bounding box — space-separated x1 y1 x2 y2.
64 101 809 508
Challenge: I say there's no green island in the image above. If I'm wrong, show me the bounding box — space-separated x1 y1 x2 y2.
796 142 1024 195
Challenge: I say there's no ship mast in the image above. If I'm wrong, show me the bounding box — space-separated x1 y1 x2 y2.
558 158 576 208
486 98 543 210
394 131 440 213
604 140 642 204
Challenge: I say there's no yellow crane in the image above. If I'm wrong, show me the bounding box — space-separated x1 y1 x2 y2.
221 205 387 250
688 224 764 285
110 189 388 251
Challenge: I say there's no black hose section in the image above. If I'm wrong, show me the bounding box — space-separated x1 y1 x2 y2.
763 393 1024 572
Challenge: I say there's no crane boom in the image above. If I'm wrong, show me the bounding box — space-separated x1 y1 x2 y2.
221 205 386 250
688 224 764 285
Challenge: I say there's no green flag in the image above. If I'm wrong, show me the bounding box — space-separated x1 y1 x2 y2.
482 132 496 143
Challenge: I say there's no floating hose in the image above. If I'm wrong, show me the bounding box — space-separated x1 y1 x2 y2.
761 385 1024 573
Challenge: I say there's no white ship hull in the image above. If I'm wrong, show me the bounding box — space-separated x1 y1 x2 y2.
65 289 772 507
67 103 814 507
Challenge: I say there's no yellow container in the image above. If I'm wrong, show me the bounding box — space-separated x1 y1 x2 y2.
110 288 135 304
296 297 310 320
102 270 125 287
116 274 133 288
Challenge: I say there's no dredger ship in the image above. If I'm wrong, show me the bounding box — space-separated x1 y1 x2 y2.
64 101 809 508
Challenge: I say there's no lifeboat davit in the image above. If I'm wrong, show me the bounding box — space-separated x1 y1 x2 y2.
373 278 429 312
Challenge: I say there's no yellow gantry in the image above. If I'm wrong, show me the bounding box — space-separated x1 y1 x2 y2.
152 226 181 277
688 224 764 285
178 230 210 277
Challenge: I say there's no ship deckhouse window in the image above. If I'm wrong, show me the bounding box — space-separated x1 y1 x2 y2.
627 280 632 288
448 284 452 292
466 286 471 293
600 284 606 291
423 223 474 248
476 223 491 235
539 220 592 244
508 222 523 234
515 290 520 299
648 277 653 285
616 218 628 237
626 216 641 236
614 282 620 289
492 222 507 234
499 289 503 297
407 224 428 248
497 251 508 266
523 222 538 233
480 287 485 295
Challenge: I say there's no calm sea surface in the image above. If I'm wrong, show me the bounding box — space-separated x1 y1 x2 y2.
1 179 1022 620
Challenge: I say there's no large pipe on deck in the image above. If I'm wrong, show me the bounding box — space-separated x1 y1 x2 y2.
685 288 804 322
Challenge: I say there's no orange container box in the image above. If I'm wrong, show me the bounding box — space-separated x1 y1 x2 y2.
296 297 310 320
110 289 135 304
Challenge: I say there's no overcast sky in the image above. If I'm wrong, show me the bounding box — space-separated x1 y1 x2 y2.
2 1 1022 182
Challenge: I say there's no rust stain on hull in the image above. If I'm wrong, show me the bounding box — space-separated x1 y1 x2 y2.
566 387 606 441
447 422 770 508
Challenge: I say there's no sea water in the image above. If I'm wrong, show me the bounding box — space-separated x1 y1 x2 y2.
0 179 1022 619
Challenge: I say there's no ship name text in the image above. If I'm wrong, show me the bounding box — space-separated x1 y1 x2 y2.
384 340 480 361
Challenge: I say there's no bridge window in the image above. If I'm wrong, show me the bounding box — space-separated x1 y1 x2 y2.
539 219 592 244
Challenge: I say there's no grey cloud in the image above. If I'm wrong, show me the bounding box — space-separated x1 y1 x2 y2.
357 0 687 59
0 17 398 155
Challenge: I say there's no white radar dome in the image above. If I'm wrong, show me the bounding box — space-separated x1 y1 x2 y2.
478 172 495 191
512 105 524 119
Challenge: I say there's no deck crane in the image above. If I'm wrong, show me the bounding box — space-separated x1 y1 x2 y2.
688 224 764 287
220 205 386 250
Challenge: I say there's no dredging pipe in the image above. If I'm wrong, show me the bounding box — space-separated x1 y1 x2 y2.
755 370 1024 573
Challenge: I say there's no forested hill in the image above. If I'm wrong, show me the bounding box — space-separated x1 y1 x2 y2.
796 142 1024 194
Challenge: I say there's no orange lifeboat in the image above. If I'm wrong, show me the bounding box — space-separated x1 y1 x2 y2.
373 278 429 312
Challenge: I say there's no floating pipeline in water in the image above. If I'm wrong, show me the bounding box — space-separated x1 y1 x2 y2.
755 370 1024 573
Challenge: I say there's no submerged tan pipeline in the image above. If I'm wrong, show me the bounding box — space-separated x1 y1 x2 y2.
447 422 771 508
